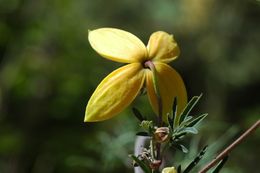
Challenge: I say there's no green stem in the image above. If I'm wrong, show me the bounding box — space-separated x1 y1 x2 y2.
150 139 155 159
144 61 163 126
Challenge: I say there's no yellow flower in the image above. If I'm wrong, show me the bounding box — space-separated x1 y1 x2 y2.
85 28 187 122
162 167 177 173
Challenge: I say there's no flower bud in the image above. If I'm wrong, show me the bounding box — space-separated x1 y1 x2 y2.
162 167 177 173
154 127 170 143
150 160 162 170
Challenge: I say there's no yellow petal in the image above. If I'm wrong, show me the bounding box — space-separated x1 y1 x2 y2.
85 63 145 122
88 28 148 63
146 62 187 122
162 167 177 173
147 31 180 63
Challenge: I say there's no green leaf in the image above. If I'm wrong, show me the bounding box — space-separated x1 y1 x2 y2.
178 94 203 125
129 155 152 173
132 107 146 121
212 155 229 173
186 113 208 127
168 113 174 129
172 97 178 128
183 145 208 173
180 127 198 134
173 132 187 139
184 116 193 122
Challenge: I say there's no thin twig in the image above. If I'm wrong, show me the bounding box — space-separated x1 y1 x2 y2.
198 120 260 173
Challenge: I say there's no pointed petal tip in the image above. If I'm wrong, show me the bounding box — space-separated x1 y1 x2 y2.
84 114 89 122
84 107 96 122
84 118 88 123
84 118 95 123
84 113 99 122
84 111 90 122
84 108 100 122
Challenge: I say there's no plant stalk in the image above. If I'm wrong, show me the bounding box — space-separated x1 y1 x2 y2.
198 120 260 173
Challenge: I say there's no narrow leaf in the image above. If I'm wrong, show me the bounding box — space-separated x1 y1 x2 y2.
186 113 208 127
212 155 229 173
133 107 146 121
179 116 193 127
181 127 198 134
184 116 193 122
168 113 174 129
179 94 203 125
183 145 208 173
174 132 187 139
129 155 152 173
172 97 178 128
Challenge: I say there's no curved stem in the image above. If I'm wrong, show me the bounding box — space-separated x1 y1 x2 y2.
199 120 260 173
144 61 163 126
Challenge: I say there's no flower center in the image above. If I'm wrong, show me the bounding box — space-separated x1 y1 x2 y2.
143 60 155 70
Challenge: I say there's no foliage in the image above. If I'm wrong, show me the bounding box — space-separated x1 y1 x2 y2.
131 96 214 173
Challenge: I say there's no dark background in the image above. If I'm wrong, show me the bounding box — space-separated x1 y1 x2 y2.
0 0 259 172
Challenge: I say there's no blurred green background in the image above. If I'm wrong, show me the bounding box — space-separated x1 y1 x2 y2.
0 0 259 172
